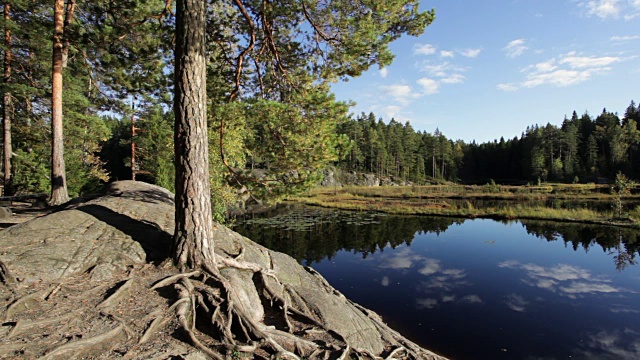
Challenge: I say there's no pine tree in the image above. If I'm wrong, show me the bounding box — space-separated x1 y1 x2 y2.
49 0 75 205
2 2 12 195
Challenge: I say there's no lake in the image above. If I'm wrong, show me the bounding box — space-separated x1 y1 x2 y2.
232 205 640 359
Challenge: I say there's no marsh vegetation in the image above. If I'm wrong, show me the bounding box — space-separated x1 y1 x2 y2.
295 182 640 227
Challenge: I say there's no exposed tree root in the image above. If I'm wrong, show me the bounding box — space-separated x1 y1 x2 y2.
142 241 451 360
7 313 73 339
137 309 167 345
42 324 126 360
97 275 135 310
149 250 351 360
4 287 51 320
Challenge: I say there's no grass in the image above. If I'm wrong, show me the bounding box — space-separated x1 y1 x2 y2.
293 184 640 227
315 183 627 200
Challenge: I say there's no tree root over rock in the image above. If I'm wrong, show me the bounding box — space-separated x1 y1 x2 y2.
152 268 324 359
147 249 445 360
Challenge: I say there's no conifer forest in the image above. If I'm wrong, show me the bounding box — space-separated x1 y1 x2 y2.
0 0 638 216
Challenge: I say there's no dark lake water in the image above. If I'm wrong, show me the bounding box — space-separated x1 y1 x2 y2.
232 205 640 360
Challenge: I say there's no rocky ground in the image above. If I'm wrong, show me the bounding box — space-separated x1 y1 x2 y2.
0 181 447 360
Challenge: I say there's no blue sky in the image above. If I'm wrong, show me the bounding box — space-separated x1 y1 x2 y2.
331 0 640 143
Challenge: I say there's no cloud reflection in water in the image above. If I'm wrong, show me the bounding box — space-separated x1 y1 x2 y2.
376 247 480 309
576 329 640 360
498 260 630 299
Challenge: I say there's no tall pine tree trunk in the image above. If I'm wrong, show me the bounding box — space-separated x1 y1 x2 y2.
3 3 12 196
49 0 69 205
172 0 215 270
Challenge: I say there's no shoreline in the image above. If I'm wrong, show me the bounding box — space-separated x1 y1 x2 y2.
292 185 640 228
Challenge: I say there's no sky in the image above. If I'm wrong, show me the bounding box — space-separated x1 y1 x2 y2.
330 0 640 144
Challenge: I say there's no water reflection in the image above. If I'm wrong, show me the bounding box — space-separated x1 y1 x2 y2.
577 329 640 359
504 293 528 312
520 220 640 271
234 205 463 265
234 205 640 272
498 261 629 299
232 206 640 359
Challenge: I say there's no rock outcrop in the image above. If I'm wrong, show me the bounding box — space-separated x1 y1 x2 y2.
0 181 446 359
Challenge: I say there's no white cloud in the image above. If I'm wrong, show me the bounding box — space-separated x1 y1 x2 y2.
610 35 640 41
560 55 622 68
584 0 621 19
497 83 519 92
578 0 640 19
459 48 482 58
381 276 390 287
382 105 402 120
440 50 455 58
414 43 437 56
441 74 466 84
417 78 440 95
526 59 558 73
379 68 389 78
419 62 468 87
504 39 528 58
382 84 412 98
379 84 420 105
497 52 627 91
423 63 452 77
523 69 592 88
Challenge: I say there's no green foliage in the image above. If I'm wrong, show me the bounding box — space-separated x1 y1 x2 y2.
611 172 636 218
11 149 49 194
482 179 501 193
136 106 175 192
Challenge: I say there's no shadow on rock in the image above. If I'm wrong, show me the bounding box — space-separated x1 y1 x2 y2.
77 204 171 262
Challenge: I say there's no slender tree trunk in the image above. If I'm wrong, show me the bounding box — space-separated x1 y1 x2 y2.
49 0 69 205
61 0 75 68
172 0 214 270
3 3 12 196
131 100 136 181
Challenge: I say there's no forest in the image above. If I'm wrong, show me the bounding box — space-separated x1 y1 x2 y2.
336 101 640 185
0 0 435 219
0 0 637 218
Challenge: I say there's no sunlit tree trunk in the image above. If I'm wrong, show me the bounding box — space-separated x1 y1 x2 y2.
172 0 214 269
3 3 12 196
49 0 69 205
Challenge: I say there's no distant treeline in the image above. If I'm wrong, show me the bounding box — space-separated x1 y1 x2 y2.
336 100 640 184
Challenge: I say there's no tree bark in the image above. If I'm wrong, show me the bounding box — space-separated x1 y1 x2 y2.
3 3 12 196
61 0 75 69
49 0 70 205
172 0 214 269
